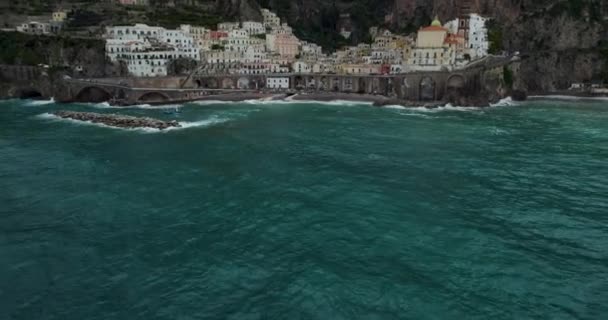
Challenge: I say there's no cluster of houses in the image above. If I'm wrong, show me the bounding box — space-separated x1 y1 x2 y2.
15 10 69 35
13 6 490 81
103 9 490 79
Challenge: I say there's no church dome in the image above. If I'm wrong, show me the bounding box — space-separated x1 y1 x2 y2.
431 16 442 27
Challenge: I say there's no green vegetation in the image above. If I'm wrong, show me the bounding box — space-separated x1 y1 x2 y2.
486 20 503 54
145 7 222 29
0 31 104 66
0 32 46 65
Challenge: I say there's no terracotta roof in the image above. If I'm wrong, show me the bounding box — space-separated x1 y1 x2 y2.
420 26 448 32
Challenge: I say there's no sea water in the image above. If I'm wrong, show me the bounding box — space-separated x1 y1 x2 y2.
0 98 607 319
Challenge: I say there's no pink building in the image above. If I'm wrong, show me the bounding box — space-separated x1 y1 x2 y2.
208 31 228 40
275 34 300 59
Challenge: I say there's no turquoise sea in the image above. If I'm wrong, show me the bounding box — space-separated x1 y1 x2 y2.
1 97 607 319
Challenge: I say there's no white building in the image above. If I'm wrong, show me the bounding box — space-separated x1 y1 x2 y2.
292 61 311 74
468 14 489 58
243 45 267 62
16 21 50 35
261 9 281 29
267 77 290 89
242 21 265 36
204 50 243 64
218 22 240 32
105 24 200 77
105 24 165 41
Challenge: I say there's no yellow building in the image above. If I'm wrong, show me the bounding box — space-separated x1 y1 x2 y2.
408 17 456 71
52 10 68 22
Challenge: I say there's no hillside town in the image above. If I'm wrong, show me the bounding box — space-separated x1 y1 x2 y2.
14 6 490 83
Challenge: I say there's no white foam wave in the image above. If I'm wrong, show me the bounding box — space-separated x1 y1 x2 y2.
383 105 407 110
36 113 228 133
24 98 55 106
529 95 608 102
490 97 516 107
191 100 240 106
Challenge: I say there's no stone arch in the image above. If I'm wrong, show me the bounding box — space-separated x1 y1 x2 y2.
138 91 170 102
294 75 304 89
75 86 111 103
237 77 250 89
358 77 367 93
372 78 380 94
17 88 43 99
446 74 466 91
251 77 264 89
319 76 328 91
117 89 126 100
195 79 203 88
419 77 436 101
331 78 340 92
221 78 235 89
199 78 218 89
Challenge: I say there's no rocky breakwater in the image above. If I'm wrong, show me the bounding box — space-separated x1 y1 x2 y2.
53 111 181 130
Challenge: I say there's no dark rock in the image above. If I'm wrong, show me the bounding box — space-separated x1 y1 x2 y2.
53 111 181 130
511 90 528 101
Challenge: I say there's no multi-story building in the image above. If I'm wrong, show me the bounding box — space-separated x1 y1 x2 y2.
468 14 489 58
52 10 68 22
292 61 311 74
242 21 265 36
408 17 456 71
218 22 240 32
267 33 300 59
338 64 381 75
105 24 200 77
261 9 281 29
267 77 290 89
16 21 50 35
204 50 243 64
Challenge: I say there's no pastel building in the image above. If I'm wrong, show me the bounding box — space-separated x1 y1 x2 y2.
52 10 68 22
261 9 281 29
242 21 265 35
292 61 311 74
267 77 290 89
468 14 489 58
267 33 300 59
408 17 456 71
105 24 200 77
218 22 240 32
16 21 50 35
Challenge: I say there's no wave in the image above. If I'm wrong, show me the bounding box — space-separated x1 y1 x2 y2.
529 95 608 102
384 97 518 113
490 97 517 107
23 98 55 106
36 113 228 133
86 102 178 110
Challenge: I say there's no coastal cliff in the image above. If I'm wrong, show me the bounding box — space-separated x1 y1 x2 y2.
1 0 606 99
0 31 125 98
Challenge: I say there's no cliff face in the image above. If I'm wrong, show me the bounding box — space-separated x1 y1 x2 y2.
2 0 606 95
0 31 126 99
255 0 608 91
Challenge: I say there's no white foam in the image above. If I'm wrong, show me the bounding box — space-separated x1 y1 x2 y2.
191 100 240 106
383 105 407 110
36 113 228 133
490 96 516 107
23 98 55 106
529 95 608 102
